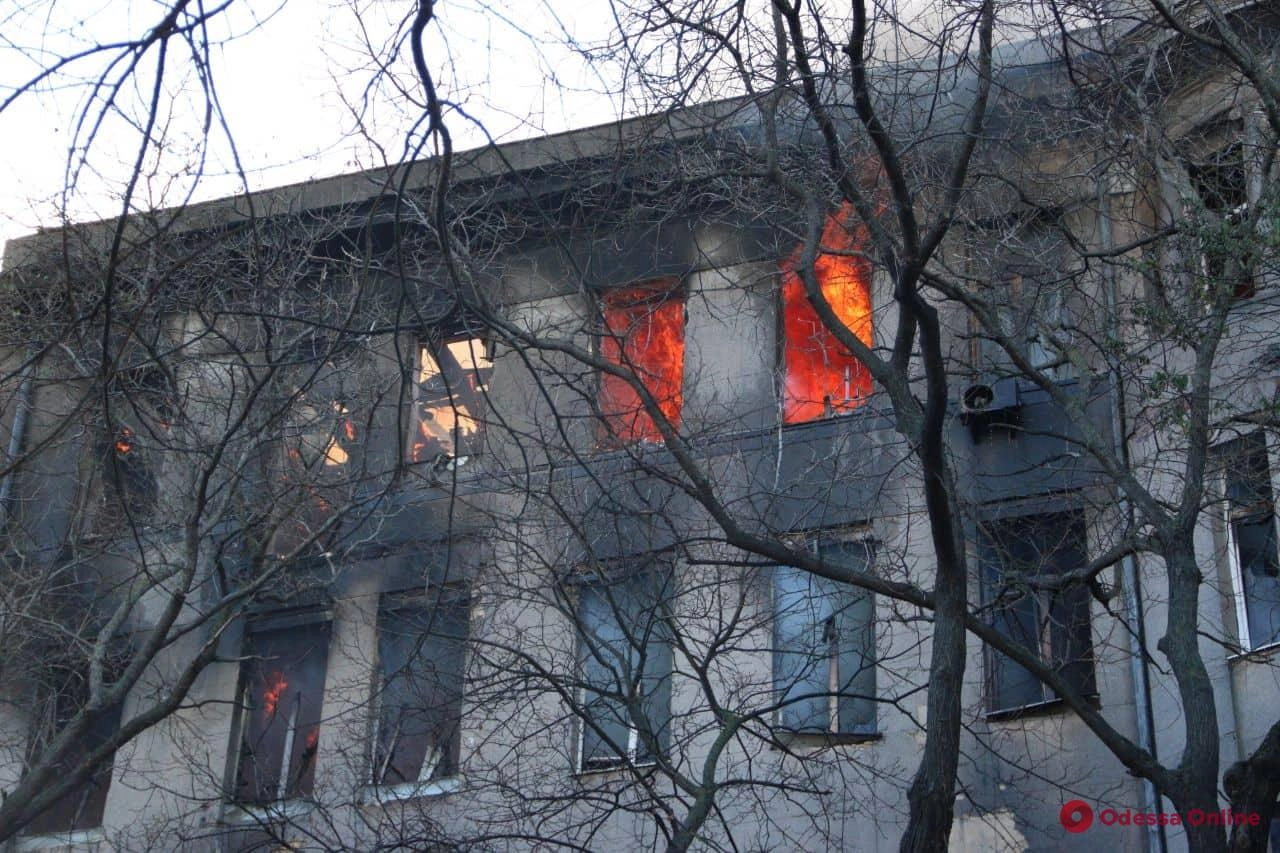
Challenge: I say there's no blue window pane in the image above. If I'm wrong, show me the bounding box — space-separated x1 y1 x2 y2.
773 539 876 734
577 574 671 769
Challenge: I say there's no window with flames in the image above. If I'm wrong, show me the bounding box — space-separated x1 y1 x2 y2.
780 202 874 423
233 619 331 806
597 279 686 446
409 337 493 465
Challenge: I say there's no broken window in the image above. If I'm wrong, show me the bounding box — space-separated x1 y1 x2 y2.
773 536 877 735
1220 434 1280 650
233 618 331 806
597 280 686 445
780 202 874 423
93 424 158 533
970 216 1070 379
91 364 173 533
979 510 1096 713
576 571 672 771
410 337 492 465
1189 142 1256 300
371 592 468 787
22 666 124 836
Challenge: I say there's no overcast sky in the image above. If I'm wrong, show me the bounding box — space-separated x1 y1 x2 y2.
0 0 629 255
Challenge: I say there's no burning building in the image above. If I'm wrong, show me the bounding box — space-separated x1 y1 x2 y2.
0 15 1278 852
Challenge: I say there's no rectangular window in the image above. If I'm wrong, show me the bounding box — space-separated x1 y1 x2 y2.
780 202 874 423
410 337 493 465
23 669 124 836
773 537 876 734
233 619 331 805
969 217 1069 379
576 572 672 771
598 280 685 445
1222 434 1280 650
372 592 468 787
1189 141 1256 300
980 511 1096 713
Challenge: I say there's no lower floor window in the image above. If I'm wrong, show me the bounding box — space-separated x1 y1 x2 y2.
233 619 331 805
23 668 123 836
372 592 469 786
576 572 672 771
980 510 1096 713
773 537 877 734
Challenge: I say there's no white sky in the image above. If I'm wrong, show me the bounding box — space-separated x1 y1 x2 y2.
0 0 627 256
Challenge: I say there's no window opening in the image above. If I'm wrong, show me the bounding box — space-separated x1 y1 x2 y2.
233 620 331 805
980 511 1095 713
410 337 492 465
597 280 686 445
773 536 877 734
780 202 874 422
372 592 468 786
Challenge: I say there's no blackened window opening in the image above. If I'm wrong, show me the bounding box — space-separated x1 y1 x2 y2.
372 593 468 786
980 511 1096 713
234 620 331 805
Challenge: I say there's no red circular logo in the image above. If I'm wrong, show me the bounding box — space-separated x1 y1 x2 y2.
1060 800 1094 833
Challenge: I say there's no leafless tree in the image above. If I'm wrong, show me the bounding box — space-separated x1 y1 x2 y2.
3 1 1280 852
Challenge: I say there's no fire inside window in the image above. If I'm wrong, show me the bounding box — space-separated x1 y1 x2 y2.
411 338 492 464
781 202 874 423
234 621 331 806
598 279 685 445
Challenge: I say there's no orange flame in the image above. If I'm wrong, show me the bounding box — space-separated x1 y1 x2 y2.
263 671 287 717
598 279 685 444
114 427 134 455
781 201 874 422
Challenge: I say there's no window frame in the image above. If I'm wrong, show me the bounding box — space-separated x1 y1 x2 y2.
367 589 469 799
1188 139 1258 302
777 202 875 424
1219 433 1280 653
408 332 493 467
571 567 674 773
229 613 333 809
978 508 1097 716
595 278 687 447
965 213 1071 382
771 530 878 739
20 664 125 839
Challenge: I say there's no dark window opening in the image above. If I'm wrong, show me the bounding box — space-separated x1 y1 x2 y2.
980 511 1095 713
410 337 492 465
780 202 874 423
22 668 124 836
576 571 672 771
1223 434 1280 649
372 592 468 786
93 423 158 534
598 280 686 446
773 537 876 734
1189 143 1256 300
233 620 331 806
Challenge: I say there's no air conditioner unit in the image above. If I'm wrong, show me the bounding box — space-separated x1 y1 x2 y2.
959 376 1022 438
